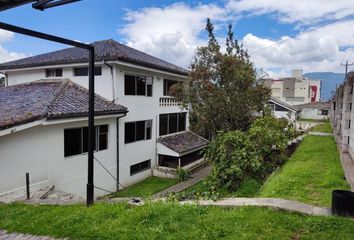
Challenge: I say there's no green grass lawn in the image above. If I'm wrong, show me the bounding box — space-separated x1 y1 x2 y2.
311 121 332 133
1 203 354 239
109 177 177 198
259 135 349 206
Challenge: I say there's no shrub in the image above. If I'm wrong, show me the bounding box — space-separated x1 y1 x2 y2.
204 130 262 191
176 167 188 182
205 116 297 192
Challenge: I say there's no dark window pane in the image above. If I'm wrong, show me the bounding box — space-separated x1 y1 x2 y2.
136 121 146 141
136 76 146 96
125 75 136 95
159 114 168 136
99 125 108 133
99 134 108 150
169 113 178 134
147 85 152 97
94 67 102 76
74 67 88 76
45 69 55 77
83 127 88 153
146 77 153 97
55 68 63 77
178 113 186 132
146 120 152 140
98 125 108 150
64 128 82 157
130 160 151 175
125 122 136 143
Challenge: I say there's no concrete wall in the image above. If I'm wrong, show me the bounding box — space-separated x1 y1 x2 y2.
299 108 329 120
0 118 118 198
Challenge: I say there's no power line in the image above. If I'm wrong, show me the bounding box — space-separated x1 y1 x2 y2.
249 13 354 55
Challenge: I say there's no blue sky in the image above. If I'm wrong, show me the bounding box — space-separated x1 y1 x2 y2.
1 0 354 78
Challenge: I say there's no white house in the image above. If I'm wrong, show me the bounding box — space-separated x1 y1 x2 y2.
268 97 298 121
0 39 208 198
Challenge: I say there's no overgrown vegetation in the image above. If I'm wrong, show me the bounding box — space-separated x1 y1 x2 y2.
259 135 349 206
204 116 296 193
109 177 177 198
171 19 270 136
1 203 354 239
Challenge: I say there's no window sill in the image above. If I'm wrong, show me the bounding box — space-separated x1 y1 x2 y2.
64 148 108 159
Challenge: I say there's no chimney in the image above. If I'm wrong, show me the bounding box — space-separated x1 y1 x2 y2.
291 69 303 80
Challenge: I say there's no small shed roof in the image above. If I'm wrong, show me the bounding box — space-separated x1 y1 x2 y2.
157 131 208 156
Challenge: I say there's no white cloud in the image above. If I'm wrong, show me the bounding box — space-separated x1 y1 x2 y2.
227 0 354 24
119 2 227 68
0 30 26 63
119 1 354 76
0 30 14 43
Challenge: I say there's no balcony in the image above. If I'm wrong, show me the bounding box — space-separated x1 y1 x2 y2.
159 97 181 107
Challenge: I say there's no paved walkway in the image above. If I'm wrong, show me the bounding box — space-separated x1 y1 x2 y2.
0 230 66 240
180 197 331 216
308 131 334 136
153 165 212 198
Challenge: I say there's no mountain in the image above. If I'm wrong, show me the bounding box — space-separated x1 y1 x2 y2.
304 72 345 100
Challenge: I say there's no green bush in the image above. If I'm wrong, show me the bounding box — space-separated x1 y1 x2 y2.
204 130 262 191
176 167 188 182
205 116 297 192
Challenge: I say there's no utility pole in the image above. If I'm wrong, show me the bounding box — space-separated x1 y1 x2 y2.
341 60 354 79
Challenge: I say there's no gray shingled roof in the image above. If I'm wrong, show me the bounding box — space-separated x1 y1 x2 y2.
294 101 331 110
0 79 127 130
0 39 189 75
157 131 209 155
269 97 298 112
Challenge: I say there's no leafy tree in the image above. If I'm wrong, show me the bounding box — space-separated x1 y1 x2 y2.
171 19 270 136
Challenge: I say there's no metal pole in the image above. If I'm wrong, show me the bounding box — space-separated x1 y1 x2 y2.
26 172 30 199
86 48 95 206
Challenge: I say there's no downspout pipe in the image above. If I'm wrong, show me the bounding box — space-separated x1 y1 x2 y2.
104 61 115 101
116 112 127 191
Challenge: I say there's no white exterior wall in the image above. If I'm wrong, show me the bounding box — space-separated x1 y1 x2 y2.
0 118 118 198
6 64 115 100
113 64 188 187
3 62 189 190
299 108 329 120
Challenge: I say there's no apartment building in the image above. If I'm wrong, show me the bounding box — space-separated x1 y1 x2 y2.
0 39 208 198
264 69 321 105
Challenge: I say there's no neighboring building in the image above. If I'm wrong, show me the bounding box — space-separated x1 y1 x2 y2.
268 97 298 121
0 39 207 198
295 102 330 120
331 71 353 155
264 69 321 105
0 80 127 197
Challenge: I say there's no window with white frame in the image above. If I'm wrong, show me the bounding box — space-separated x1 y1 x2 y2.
125 120 152 143
159 112 186 136
73 67 102 76
124 74 153 96
64 125 108 157
45 68 62 77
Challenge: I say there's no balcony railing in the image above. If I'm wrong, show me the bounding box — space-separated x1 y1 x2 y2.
159 97 181 107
